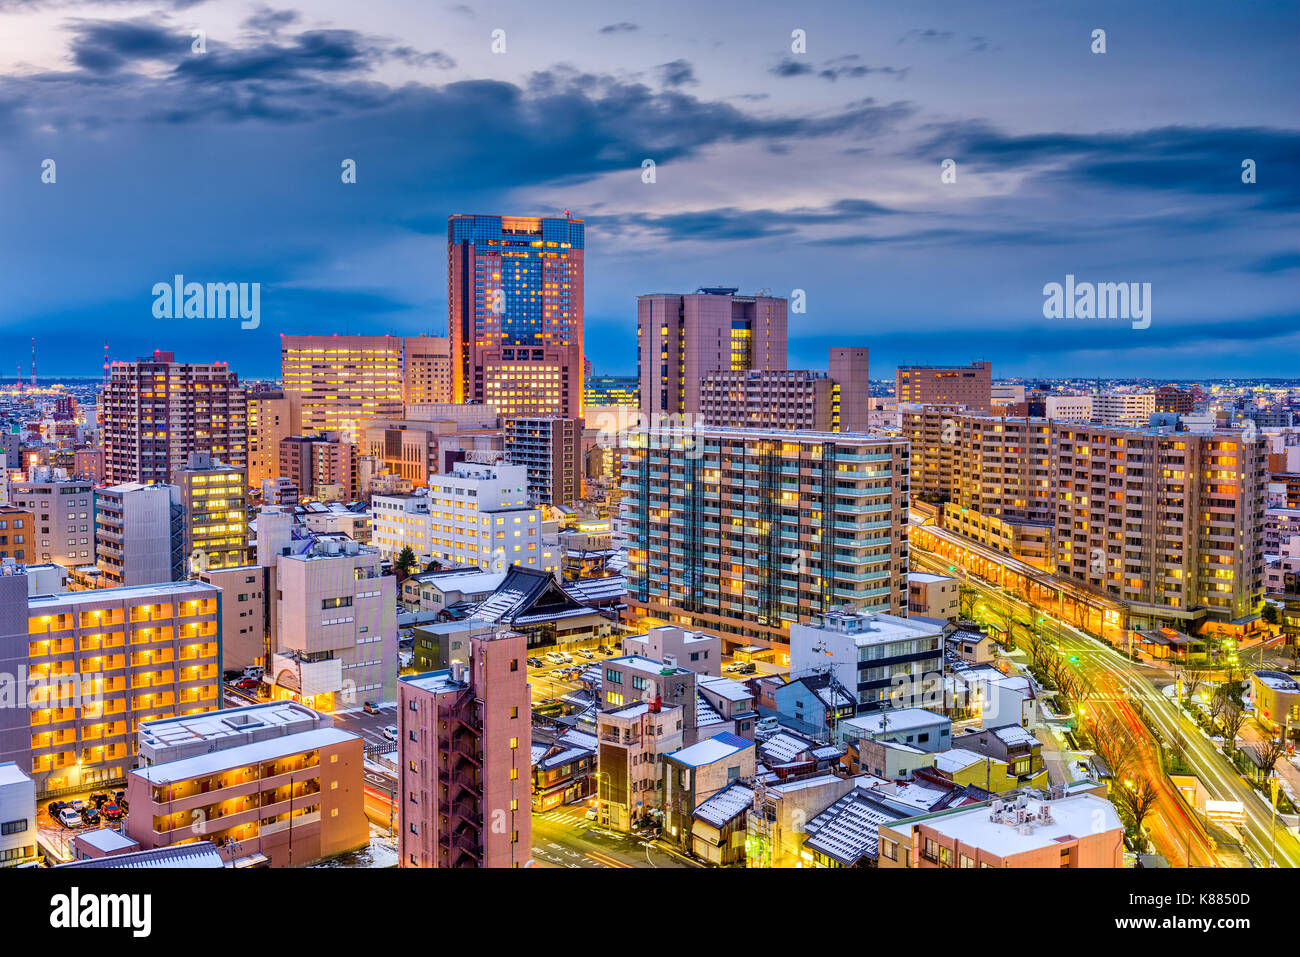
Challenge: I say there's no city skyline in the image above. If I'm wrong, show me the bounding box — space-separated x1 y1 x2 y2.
1 0 1297 378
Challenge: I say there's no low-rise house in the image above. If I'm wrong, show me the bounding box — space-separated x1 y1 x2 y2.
773 673 857 738
531 728 597 812
949 724 1049 790
848 739 936 781
662 732 756 850
697 675 760 739
945 623 996 664
623 625 721 676
756 731 845 780
835 708 952 752
800 785 913 868
878 792 1124 868
690 781 754 866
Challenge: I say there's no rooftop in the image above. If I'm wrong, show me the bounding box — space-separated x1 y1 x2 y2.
907 793 1122 857
133 726 358 785
669 732 753 768
29 580 221 608
840 708 949 737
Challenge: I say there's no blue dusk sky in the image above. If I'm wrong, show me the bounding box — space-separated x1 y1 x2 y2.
0 0 1297 379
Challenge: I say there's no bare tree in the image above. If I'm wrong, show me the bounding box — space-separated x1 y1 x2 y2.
1255 736 1287 778
1182 667 1207 708
1220 703 1246 754
1113 771 1160 849
1209 684 1229 727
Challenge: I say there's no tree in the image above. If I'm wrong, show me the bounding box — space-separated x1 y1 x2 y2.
1220 703 1246 754
1255 736 1287 778
1114 773 1160 851
1209 684 1229 727
394 546 417 580
1261 603 1280 626
1182 668 1207 709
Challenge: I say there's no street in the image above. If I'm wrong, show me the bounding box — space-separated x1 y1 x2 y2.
530 804 700 868
913 540 1300 868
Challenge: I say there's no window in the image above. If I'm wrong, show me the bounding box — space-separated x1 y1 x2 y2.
0 819 27 836
510 658 518 672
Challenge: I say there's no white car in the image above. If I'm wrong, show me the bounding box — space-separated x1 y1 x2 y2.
546 653 565 665
57 808 82 829
382 725 398 741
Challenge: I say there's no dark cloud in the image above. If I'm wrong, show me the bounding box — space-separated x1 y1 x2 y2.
589 198 899 242
656 59 697 87
598 22 638 34
66 18 193 74
771 56 907 81
913 121 1300 212
242 7 300 35
898 28 954 44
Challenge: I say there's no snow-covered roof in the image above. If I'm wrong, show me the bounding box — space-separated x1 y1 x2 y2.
693 782 755 828
839 708 949 737
697 675 754 702
75 828 137 853
57 841 226 869
916 794 1122 857
803 788 908 865
934 748 988 774
133 726 357 784
669 732 752 768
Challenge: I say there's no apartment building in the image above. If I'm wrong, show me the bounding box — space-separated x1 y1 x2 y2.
621 427 910 649
878 792 1123 868
0 571 221 794
698 347 870 433
790 609 945 714
637 287 787 416
448 214 585 418
197 564 273 672
1155 386 1196 414
3 467 94 567
174 452 249 573
0 505 33 564
1043 394 1094 422
596 700 686 833
403 334 453 406
279 433 355 501
280 334 405 438
398 630 532 868
93 482 184 586
908 572 959 620
1054 425 1267 628
371 462 550 573
896 362 992 413
101 351 247 485
271 537 396 710
72 448 104 484
126 703 367 867
247 389 294 489
1091 392 1156 428
504 416 580 506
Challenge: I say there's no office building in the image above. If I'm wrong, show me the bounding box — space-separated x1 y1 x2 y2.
372 462 552 573
72 448 105 484
1155 386 1196 414
3 467 94 567
279 434 355 501
504 416 580 506
0 572 221 793
896 361 992 413
448 214 585 418
247 389 294 489
101 351 247 485
585 375 638 408
172 452 249 573
398 630 532 868
622 427 910 650
403 334 453 407
280 335 405 438
698 347 870 434
93 482 184 586
1043 394 1094 422
270 537 397 710
637 287 787 416
1091 392 1156 428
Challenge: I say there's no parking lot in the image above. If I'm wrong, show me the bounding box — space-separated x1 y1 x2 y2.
38 788 130 862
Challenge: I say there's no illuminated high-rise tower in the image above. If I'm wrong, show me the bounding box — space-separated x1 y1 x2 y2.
447 214 585 418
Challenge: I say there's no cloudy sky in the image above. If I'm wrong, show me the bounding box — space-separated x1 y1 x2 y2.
1 0 1297 379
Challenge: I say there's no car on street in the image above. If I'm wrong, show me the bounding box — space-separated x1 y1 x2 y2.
89 791 110 808
234 678 260 690
102 803 124 822
46 801 67 818
585 806 599 821
57 808 82 829
363 701 380 714
82 807 101 826
527 657 544 668
557 652 574 664
578 650 595 660
382 725 398 741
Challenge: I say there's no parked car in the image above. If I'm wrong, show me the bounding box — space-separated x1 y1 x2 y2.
57 808 82 829
585 805 599 821
89 791 110 808
223 669 244 682
597 645 614 656
363 701 380 715
557 652 574 664
46 801 67 818
82 807 101 826
527 657 544 668
112 789 127 807
235 678 260 690
382 725 398 741
579 650 595 660
102 803 124 822
734 663 757 675
68 799 87 812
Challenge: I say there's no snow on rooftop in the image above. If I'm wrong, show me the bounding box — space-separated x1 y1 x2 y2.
670 732 752 768
76 828 137 852
693 782 755 828
934 748 988 774
841 708 948 736
133 727 357 784
919 794 1121 857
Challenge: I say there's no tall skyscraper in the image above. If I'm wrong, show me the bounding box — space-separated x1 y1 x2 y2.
173 452 249 573
637 288 787 417
247 389 295 489
447 214 585 418
101 351 247 486
280 335 405 438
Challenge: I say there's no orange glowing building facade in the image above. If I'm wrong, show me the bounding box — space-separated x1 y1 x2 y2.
447 214 584 418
